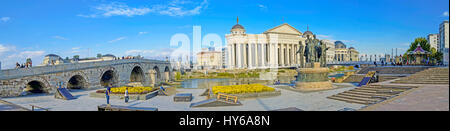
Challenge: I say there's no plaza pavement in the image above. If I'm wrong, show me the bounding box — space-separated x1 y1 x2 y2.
361 84 449 111
0 83 364 111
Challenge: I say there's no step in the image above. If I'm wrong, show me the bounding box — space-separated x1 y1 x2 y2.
339 92 390 99
343 91 395 97
331 94 381 102
393 81 449 84
327 96 373 105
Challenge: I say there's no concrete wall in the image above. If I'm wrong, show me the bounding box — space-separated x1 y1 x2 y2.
0 59 173 97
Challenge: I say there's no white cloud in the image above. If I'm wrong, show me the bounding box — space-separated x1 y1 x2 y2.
125 49 155 55
125 48 176 59
158 0 208 16
443 11 449 17
138 32 148 35
0 17 10 22
53 36 68 40
71 47 81 50
78 2 152 18
258 4 268 11
79 0 209 18
7 51 45 59
108 37 127 43
0 44 16 55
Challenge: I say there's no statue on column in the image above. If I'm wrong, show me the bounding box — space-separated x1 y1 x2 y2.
319 40 330 67
297 41 305 68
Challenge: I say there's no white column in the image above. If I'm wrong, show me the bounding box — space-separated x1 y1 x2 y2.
237 43 241 68
277 44 280 66
268 43 275 67
255 44 259 68
249 43 253 68
261 43 265 67
287 44 291 66
281 44 284 66
294 45 298 65
242 44 248 68
228 45 232 68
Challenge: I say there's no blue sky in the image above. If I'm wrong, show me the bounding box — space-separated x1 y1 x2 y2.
0 0 448 69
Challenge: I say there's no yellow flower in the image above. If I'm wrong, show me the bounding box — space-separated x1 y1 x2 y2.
211 84 275 94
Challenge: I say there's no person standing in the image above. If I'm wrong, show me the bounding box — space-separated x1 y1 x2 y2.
105 83 112 106
124 87 129 103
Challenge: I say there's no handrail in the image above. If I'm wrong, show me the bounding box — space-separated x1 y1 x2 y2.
30 105 49 111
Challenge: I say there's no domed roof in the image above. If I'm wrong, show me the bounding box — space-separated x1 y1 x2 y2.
102 54 116 58
232 24 245 30
335 41 347 49
349 47 355 49
303 31 313 35
45 54 60 57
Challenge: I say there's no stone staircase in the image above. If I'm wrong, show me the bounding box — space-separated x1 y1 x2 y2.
327 85 415 105
357 67 431 75
392 68 449 84
379 76 406 82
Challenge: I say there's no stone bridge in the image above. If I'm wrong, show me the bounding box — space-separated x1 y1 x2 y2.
0 59 174 97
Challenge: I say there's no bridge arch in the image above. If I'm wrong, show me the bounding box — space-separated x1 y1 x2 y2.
67 75 88 89
153 66 161 83
23 78 51 94
130 66 145 84
100 69 118 87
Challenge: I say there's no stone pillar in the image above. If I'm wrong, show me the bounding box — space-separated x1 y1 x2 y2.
281 44 285 67
255 43 259 68
294 45 298 65
165 72 170 83
271 44 276 68
237 43 241 68
149 70 156 87
261 43 266 67
287 44 291 66
247 43 253 68
228 44 233 69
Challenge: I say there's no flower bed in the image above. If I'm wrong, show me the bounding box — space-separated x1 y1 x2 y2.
96 87 157 95
212 84 275 94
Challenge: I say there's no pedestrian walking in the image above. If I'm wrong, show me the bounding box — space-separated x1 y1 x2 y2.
124 87 129 103
105 83 112 106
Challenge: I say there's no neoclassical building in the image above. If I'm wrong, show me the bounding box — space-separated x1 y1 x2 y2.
334 41 359 62
226 19 309 69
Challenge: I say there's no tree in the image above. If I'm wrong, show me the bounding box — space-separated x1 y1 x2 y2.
26 58 32 63
73 55 80 60
406 37 431 52
97 54 102 58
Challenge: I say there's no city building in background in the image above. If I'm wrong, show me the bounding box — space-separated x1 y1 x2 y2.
221 48 227 69
439 20 449 65
427 33 440 51
334 41 359 62
195 48 222 70
322 40 335 63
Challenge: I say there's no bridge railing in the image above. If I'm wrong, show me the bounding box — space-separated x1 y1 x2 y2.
0 59 169 80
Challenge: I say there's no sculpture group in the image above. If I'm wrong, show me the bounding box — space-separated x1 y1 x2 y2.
297 36 329 67
294 34 333 91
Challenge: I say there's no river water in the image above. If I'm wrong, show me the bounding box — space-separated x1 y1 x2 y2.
181 76 296 88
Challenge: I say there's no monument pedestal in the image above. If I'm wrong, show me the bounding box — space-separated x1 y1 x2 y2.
294 62 333 91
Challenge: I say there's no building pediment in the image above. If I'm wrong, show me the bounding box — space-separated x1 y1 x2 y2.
264 23 303 36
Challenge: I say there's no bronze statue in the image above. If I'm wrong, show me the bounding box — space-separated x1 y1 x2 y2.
297 35 329 67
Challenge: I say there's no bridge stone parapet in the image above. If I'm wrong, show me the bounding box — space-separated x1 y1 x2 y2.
0 59 174 98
